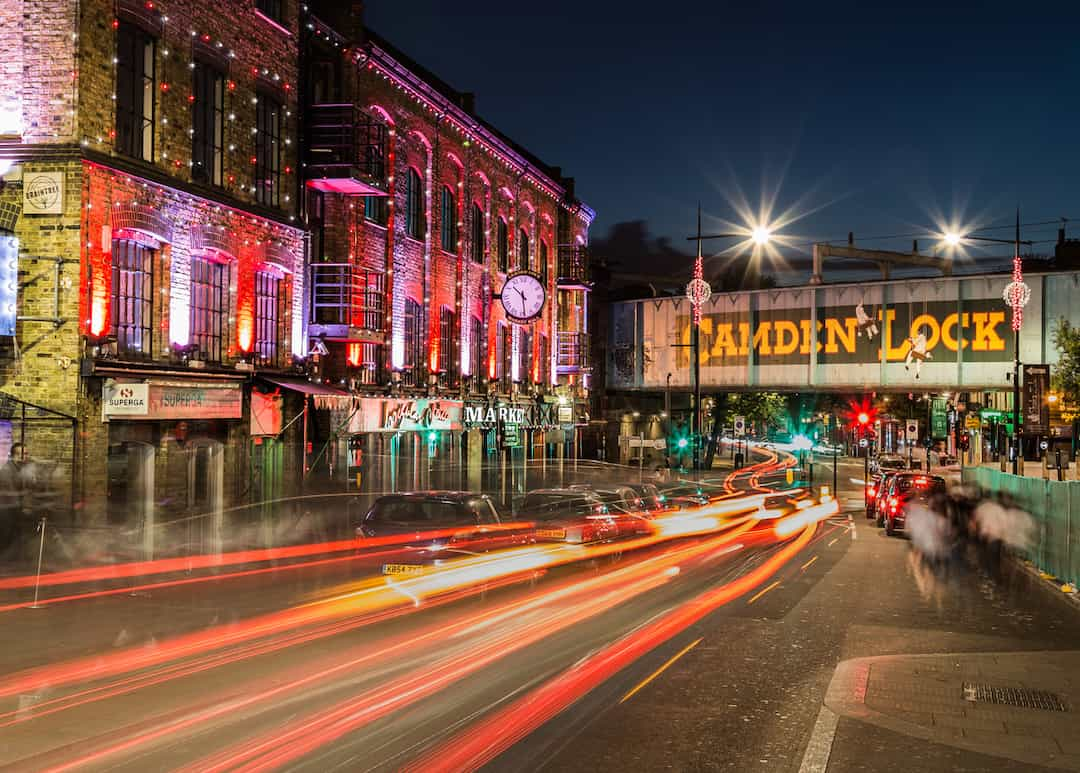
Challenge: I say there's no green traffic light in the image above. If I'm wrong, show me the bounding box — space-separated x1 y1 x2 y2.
677 437 689 449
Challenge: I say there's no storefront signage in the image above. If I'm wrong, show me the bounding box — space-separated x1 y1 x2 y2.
380 399 462 431
931 397 949 440
1023 364 1050 435
464 404 528 427
104 379 242 420
103 380 149 416
22 171 64 215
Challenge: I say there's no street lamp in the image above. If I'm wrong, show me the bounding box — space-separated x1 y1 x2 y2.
685 206 773 472
939 215 1032 475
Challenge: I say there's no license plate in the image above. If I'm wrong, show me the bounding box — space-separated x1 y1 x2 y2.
382 563 425 575
535 529 566 539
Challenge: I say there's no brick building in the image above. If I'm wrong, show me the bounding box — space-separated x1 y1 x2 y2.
299 5 594 504
0 0 306 550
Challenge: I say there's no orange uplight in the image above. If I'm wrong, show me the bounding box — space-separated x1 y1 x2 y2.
346 343 362 367
237 315 253 353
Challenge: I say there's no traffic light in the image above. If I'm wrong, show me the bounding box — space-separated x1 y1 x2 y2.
958 431 970 452
857 412 870 427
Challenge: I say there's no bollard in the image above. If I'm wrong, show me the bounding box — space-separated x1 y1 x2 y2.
1057 449 1064 482
30 517 46 609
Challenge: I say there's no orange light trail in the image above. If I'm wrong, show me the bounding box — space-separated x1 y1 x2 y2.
408 521 819 773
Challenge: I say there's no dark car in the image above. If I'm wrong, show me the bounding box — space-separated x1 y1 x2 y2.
519 489 617 544
873 454 907 473
865 473 886 519
620 482 671 513
356 491 528 573
881 473 947 536
571 484 654 538
872 471 901 527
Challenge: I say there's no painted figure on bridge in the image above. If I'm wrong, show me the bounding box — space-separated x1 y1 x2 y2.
904 329 932 379
855 302 878 339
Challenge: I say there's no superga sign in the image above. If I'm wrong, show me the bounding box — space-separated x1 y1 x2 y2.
464 404 527 426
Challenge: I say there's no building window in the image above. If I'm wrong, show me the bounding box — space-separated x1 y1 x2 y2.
470 315 482 380
405 168 424 240
308 190 325 260
255 270 281 367
539 333 549 385
438 306 455 381
255 93 282 207
190 256 226 362
192 62 225 186
518 229 529 271
364 195 387 226
402 297 422 385
539 241 549 285
471 203 484 264
361 271 385 330
256 0 283 22
497 217 508 273
440 186 457 252
494 323 507 384
519 329 532 383
353 342 383 385
110 239 153 358
115 22 155 161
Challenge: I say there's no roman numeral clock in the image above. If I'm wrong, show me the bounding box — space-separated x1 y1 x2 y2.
498 270 547 323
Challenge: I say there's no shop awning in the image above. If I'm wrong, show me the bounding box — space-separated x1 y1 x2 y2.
258 376 350 397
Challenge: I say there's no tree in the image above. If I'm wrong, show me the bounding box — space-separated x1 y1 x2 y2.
1052 318 1080 408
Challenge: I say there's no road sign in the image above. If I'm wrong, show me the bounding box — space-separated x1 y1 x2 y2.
965 415 980 429
734 416 746 436
906 420 918 437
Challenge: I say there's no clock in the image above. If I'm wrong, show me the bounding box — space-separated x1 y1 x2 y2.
499 271 547 323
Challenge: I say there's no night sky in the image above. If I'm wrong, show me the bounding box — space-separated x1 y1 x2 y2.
365 1 1080 277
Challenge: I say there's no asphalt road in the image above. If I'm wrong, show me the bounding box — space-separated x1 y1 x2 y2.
1 453 1072 772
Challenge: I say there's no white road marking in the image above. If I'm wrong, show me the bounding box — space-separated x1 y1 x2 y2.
798 703 839 773
848 514 856 540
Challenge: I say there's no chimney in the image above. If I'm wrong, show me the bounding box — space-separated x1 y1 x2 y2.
349 2 365 44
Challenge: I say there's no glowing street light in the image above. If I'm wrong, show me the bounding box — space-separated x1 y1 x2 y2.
752 226 772 246
943 231 963 247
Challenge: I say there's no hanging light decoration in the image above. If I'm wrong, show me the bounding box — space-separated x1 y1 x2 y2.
685 253 711 325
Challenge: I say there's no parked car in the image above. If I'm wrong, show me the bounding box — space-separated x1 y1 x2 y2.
865 473 886 519
519 489 618 544
355 491 529 574
872 471 902 527
880 473 947 536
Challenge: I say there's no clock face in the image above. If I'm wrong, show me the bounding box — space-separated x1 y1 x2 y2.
500 271 547 323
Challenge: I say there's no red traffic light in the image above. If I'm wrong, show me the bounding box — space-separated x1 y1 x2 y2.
857 411 870 425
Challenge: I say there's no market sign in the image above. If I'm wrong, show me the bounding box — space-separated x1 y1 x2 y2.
380 398 462 431
104 379 242 420
464 403 528 427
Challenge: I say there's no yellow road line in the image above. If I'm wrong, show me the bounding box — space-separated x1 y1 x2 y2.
801 555 818 571
619 637 703 704
746 580 781 605
827 537 839 547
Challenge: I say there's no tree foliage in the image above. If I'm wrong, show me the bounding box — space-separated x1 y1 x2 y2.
1052 318 1080 407
712 392 788 433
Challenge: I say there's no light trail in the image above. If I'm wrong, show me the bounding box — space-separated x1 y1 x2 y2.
0 510 762 725
407 521 819 773
51 527 758 773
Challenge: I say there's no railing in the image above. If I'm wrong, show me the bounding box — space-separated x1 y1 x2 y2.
556 246 591 285
310 263 385 331
557 331 589 372
305 104 387 184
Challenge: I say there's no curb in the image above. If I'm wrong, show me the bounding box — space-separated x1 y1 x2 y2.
1014 556 1080 612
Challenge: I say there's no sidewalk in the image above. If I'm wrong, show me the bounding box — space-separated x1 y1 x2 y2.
826 650 1080 770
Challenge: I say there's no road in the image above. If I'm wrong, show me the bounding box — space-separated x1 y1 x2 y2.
0 451 1076 772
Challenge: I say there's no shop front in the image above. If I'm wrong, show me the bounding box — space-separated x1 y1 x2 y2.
100 374 245 557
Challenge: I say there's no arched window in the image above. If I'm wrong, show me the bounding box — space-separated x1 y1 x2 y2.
440 185 457 252
470 315 483 377
519 328 532 383
471 202 484 264
518 229 529 271
497 217 509 272
405 168 424 240
111 238 154 358
539 240 549 285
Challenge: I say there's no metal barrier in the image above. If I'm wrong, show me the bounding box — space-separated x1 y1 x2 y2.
962 466 1079 587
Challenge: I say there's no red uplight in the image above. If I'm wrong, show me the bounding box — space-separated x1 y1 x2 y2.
857 412 869 425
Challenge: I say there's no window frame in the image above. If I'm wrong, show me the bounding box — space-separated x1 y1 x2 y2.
191 60 225 186
470 315 483 380
110 238 154 359
496 217 508 273
539 240 549 286
518 228 529 271
405 168 424 241
189 255 228 363
254 269 282 367
254 92 282 208
470 202 485 264
115 21 156 162
440 186 457 253
438 305 456 382
402 297 423 385
364 195 388 226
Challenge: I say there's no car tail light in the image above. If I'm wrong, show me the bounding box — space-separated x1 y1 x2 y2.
866 486 876 498
915 477 928 486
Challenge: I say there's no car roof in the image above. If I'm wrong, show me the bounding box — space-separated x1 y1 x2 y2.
374 491 481 503
527 488 598 497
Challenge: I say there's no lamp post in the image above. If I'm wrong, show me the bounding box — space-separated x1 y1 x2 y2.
943 215 1032 475
685 207 772 471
